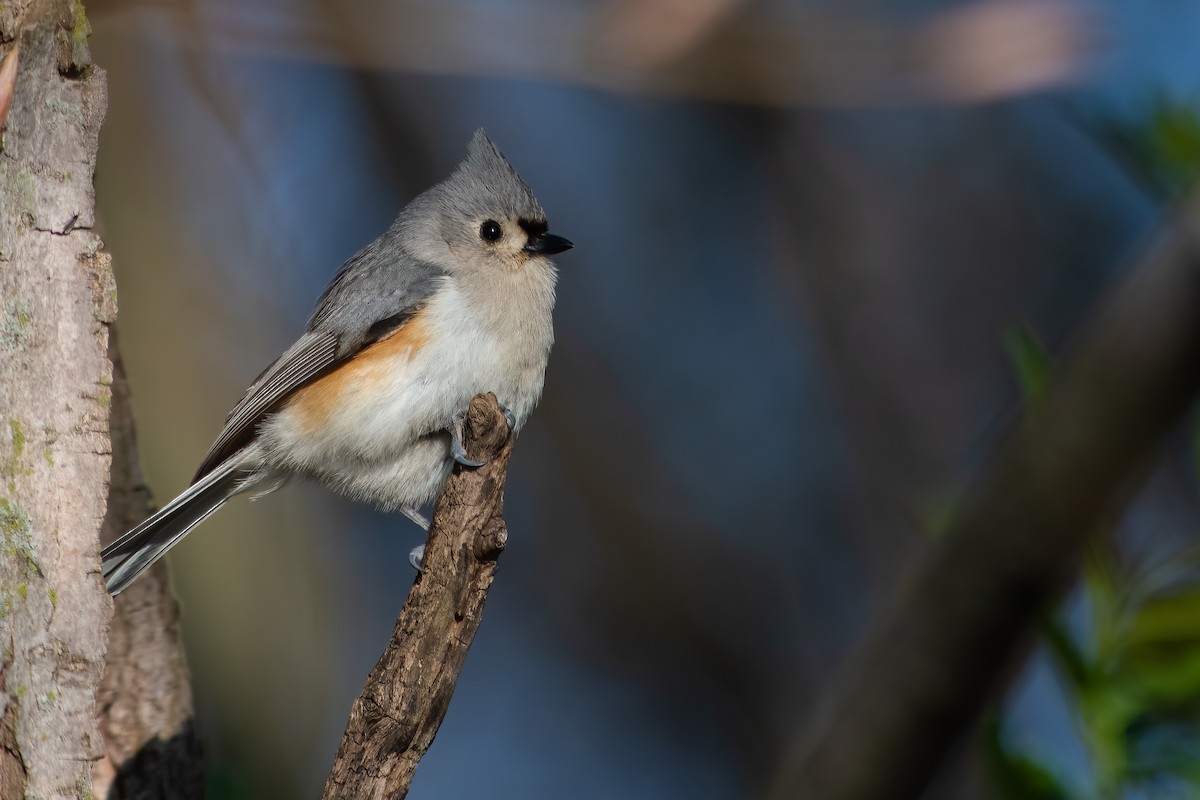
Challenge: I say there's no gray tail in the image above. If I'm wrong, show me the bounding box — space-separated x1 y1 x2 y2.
102 460 245 595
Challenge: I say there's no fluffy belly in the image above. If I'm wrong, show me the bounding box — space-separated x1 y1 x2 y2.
261 371 455 509
313 433 454 511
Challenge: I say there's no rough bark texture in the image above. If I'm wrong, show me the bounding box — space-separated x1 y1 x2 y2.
322 392 513 800
94 331 203 799
0 0 113 796
767 204 1200 800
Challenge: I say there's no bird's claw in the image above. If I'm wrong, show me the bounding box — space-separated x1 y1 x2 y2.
450 411 485 467
408 544 426 572
450 401 516 466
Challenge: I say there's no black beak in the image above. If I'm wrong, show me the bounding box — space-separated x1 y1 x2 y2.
524 233 573 256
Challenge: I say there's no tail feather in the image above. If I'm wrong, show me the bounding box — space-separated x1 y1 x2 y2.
102 459 246 595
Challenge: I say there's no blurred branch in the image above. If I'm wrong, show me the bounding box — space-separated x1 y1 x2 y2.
589 0 748 69
767 201 1200 799
95 331 203 799
90 0 1099 107
321 393 512 799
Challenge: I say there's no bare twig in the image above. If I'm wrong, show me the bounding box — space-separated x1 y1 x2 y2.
767 203 1200 799
321 392 513 799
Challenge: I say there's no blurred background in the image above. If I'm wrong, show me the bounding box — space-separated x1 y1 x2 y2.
86 0 1200 797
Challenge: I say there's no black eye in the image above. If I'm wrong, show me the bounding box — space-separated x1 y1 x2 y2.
479 220 503 242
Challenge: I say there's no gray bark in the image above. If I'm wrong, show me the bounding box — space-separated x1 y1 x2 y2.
0 0 113 796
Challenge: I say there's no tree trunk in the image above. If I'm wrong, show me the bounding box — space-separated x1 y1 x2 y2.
0 0 112 796
0 2 202 796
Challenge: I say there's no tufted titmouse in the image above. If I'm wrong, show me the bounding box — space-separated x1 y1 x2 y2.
102 130 571 595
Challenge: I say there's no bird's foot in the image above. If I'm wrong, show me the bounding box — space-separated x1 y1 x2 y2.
402 507 430 572
450 410 485 467
408 544 426 572
450 401 516 467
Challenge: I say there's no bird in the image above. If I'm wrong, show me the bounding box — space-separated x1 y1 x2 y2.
101 130 572 595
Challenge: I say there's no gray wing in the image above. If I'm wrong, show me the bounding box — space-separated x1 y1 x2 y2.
193 331 340 481
193 227 445 482
307 224 445 338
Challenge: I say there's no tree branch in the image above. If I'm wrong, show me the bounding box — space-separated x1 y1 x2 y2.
767 203 1200 799
321 392 513 799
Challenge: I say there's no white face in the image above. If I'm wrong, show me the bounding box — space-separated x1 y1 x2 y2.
405 195 570 277
462 215 551 273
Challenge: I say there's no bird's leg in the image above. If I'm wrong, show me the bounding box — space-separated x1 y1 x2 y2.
401 506 429 530
402 506 429 572
428 400 519 568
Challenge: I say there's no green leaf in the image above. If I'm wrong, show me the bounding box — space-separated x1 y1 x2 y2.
1004 324 1051 404
1041 614 1092 690
1078 681 1141 787
1085 94 1200 200
1116 644 1200 708
1124 590 1200 650
1148 100 1200 196
1083 538 1124 662
984 717 1075 800
918 486 964 540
